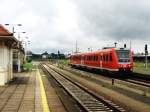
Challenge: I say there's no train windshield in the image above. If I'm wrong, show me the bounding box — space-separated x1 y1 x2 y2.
116 50 130 63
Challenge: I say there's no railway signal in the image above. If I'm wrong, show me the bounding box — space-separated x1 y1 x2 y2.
124 44 126 48
114 42 117 48
145 44 148 69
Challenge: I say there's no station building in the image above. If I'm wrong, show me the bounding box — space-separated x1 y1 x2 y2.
0 25 17 85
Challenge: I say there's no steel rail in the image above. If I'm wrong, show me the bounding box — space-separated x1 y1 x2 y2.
41 64 126 112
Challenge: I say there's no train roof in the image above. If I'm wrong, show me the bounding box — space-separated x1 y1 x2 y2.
71 47 131 56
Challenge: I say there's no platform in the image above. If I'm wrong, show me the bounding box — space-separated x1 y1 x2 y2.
0 68 66 112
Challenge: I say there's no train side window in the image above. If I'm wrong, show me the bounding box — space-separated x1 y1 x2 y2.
95 56 98 61
94 56 96 61
100 56 102 61
106 55 108 62
103 55 105 62
110 53 112 61
107 54 109 62
105 55 106 62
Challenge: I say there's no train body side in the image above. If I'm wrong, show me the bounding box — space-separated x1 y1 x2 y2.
70 48 133 72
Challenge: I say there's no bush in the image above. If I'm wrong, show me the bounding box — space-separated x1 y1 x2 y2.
23 62 33 71
27 58 32 63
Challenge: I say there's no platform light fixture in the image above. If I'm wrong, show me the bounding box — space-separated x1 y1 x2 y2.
5 24 22 34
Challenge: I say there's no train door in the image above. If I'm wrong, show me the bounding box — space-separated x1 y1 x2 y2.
81 55 84 65
100 53 103 69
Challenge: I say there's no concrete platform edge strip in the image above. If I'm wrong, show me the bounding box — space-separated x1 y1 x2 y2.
37 69 50 112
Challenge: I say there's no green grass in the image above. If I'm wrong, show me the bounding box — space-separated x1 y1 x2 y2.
133 62 150 75
56 59 69 69
23 62 33 71
59 59 69 65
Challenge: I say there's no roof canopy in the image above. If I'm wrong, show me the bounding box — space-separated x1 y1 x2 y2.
0 24 13 36
0 24 17 47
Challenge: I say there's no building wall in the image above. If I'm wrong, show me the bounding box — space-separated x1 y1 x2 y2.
0 41 13 85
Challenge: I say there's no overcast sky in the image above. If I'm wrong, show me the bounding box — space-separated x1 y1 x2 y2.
0 0 150 54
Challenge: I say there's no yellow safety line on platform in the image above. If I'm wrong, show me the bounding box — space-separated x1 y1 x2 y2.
37 69 50 112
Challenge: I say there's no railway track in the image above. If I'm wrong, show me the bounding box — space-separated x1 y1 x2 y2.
69 66 150 88
125 73 150 87
41 64 126 112
124 78 150 88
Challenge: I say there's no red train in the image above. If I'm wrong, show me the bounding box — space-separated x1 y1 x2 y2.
70 47 133 72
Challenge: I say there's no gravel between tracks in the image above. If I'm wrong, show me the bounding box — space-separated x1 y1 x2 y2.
49 64 150 112
62 66 150 104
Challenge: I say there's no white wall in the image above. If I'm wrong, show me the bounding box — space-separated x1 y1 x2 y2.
0 41 13 85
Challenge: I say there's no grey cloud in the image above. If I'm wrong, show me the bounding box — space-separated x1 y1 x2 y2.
1 0 150 53
75 0 150 40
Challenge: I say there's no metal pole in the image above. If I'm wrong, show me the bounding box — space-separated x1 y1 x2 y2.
130 40 131 49
145 44 148 70
12 26 15 34
145 53 148 70
76 40 78 53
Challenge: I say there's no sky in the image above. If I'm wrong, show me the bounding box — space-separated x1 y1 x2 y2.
0 0 150 54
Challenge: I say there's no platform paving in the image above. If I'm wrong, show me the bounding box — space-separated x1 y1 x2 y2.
0 68 66 112
40 70 66 112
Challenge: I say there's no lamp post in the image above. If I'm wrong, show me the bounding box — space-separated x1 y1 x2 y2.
15 32 26 72
5 24 22 34
21 37 30 61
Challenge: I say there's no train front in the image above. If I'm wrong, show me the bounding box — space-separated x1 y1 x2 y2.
115 48 133 72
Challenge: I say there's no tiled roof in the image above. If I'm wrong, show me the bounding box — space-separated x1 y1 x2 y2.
0 24 18 49
0 24 13 36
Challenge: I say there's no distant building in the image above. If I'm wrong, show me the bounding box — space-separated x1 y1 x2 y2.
26 50 32 59
41 51 49 59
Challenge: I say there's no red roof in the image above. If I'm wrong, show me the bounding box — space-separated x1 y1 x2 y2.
0 24 18 49
0 24 13 36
